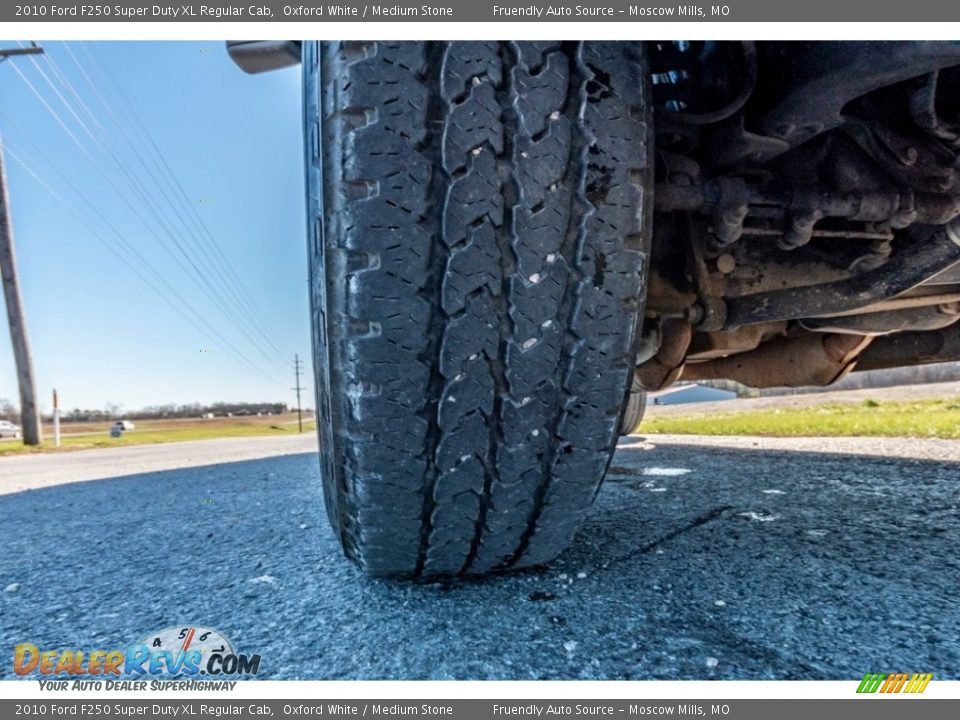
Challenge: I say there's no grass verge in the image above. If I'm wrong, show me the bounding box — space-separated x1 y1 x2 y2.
641 397 960 439
0 417 316 456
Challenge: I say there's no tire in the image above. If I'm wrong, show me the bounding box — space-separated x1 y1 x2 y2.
304 41 653 578
618 386 647 436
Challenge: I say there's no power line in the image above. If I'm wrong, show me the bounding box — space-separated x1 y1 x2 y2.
0 43 44 446
52 43 293 363
14 49 291 378
73 42 294 361
2 138 278 385
7 46 293 380
2 142 287 389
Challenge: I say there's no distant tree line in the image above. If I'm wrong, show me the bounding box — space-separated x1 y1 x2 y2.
22 401 292 423
0 397 17 423
129 402 291 420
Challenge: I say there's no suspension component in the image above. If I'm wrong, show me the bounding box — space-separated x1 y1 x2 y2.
655 177 960 249
723 219 960 328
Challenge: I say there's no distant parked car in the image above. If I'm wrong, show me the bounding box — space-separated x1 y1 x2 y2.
0 420 22 439
111 421 135 431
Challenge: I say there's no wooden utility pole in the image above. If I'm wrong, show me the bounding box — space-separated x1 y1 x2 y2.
0 44 45 446
0 131 42 445
293 354 304 433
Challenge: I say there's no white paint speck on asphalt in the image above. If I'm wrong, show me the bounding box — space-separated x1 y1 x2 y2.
644 467 692 476
249 575 277 585
740 512 781 522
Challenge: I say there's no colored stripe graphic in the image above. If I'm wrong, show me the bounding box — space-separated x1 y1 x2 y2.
857 672 932 693
857 672 886 693
908 673 933 693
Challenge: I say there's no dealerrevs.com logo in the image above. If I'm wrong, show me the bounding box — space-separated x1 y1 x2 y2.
14 626 261 687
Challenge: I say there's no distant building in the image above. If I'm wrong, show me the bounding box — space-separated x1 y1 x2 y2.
651 383 737 405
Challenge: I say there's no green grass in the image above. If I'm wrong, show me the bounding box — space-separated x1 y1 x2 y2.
641 396 960 439
0 419 316 456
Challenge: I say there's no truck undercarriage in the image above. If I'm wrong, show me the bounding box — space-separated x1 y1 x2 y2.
638 40 960 392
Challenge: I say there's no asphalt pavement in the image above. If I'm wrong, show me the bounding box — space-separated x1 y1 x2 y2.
1 434 958 680
0 434 318 495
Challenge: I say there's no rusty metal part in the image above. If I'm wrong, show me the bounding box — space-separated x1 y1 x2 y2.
723 220 960 329
781 208 825 250
686 321 788 362
710 177 750 245
846 119 960 196
680 333 873 388
682 216 728 331
633 320 692 392
739 226 892 241
655 180 960 228
811 289 960 318
715 253 737 274
855 326 960 372
800 304 960 335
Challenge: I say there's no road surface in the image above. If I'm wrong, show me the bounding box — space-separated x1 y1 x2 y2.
1 433 957 679
0 434 317 495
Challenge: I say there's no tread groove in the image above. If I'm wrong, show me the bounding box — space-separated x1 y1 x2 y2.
505 41 588 569
413 41 451 578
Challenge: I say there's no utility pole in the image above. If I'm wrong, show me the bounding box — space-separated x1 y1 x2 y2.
0 44 45 446
52 388 61 447
292 354 304 433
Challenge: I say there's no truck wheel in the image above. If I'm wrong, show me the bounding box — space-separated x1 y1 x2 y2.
619 382 648 436
303 41 653 577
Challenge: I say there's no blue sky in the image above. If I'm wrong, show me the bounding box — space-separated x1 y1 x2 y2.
0 41 311 413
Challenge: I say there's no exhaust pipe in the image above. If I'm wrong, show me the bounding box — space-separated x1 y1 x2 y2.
854 324 960 372
680 332 872 388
